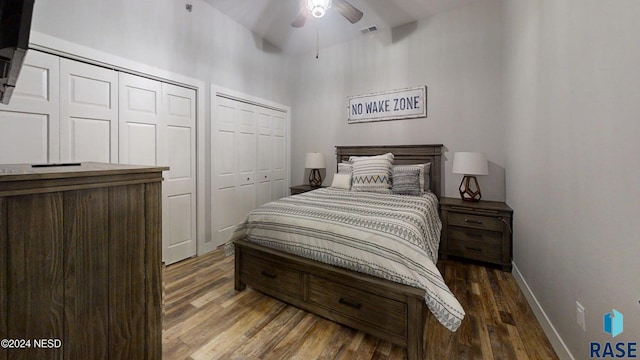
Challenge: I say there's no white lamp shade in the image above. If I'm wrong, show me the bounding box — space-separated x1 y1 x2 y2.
452 152 488 175
305 152 326 169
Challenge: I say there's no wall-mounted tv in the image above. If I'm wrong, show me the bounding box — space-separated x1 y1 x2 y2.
0 0 35 105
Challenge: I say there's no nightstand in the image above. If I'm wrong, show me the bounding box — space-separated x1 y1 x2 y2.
439 197 513 271
290 184 326 195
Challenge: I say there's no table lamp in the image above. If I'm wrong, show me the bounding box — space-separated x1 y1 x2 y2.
452 152 488 202
305 152 325 187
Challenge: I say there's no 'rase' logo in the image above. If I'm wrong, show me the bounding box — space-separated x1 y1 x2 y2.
590 309 637 358
604 309 624 338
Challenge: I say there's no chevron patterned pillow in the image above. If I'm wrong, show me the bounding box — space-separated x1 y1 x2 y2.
350 153 394 193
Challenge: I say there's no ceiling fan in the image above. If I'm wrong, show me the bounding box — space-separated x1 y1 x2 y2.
291 0 364 28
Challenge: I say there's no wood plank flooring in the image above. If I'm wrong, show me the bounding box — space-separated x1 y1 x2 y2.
163 249 558 360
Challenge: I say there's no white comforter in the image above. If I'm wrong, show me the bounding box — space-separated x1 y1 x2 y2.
229 188 465 331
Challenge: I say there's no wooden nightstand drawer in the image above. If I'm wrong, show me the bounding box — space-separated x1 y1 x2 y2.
307 275 407 337
448 212 502 232
448 226 502 262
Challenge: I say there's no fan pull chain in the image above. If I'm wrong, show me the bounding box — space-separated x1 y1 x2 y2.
316 21 320 59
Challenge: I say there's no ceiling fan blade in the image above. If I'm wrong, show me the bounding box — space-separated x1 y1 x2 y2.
333 0 363 24
291 10 308 28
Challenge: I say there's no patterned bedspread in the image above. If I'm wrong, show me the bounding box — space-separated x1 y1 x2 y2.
228 188 465 331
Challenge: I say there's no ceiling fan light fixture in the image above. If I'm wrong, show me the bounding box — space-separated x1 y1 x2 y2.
306 0 332 18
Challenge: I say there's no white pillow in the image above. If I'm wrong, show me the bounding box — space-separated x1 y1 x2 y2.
330 173 352 190
350 153 394 193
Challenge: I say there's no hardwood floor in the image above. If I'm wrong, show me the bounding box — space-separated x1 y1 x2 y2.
163 249 558 360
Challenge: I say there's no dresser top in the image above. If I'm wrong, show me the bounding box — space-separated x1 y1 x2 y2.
0 162 169 182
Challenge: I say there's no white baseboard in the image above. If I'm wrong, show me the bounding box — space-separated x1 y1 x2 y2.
511 262 575 360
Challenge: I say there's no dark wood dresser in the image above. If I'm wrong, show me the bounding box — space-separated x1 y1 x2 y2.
0 162 167 359
439 197 513 271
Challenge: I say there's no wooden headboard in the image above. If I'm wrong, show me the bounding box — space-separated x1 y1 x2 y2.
335 144 443 198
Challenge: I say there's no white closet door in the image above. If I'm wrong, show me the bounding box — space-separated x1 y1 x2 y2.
162 83 197 265
256 107 288 205
212 96 240 248
237 102 258 218
118 73 163 166
0 51 60 164
213 97 260 247
257 108 272 206
212 94 288 248
271 109 288 200
60 58 118 163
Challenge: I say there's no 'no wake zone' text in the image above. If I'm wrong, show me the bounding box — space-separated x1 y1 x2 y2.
351 96 421 116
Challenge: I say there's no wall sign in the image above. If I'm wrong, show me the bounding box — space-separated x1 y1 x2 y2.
347 86 427 124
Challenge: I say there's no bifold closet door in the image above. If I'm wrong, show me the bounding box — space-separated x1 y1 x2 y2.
162 83 197 265
0 51 198 265
0 51 60 164
119 73 197 264
60 58 118 163
212 95 288 248
256 107 287 206
212 97 259 248
213 96 240 248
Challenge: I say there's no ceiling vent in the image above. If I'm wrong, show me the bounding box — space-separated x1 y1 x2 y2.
360 25 379 34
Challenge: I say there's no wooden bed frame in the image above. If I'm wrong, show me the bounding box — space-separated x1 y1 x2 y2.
234 144 444 360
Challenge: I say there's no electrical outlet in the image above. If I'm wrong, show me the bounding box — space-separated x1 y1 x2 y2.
576 301 586 331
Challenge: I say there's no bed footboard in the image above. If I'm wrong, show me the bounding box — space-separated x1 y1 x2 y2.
234 239 428 360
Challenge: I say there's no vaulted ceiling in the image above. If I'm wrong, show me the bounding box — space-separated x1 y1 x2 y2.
202 0 484 54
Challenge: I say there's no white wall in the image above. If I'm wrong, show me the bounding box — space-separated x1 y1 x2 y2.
503 0 640 358
290 0 505 200
31 0 291 104
30 0 292 245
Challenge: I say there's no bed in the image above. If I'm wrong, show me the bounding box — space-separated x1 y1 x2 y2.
231 145 463 360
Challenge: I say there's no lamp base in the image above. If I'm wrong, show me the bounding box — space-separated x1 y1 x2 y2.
459 175 482 202
309 169 323 187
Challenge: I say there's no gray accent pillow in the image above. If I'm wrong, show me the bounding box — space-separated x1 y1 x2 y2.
392 163 431 193
392 168 422 196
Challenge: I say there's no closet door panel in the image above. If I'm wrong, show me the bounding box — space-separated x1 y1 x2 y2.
119 73 162 166
237 104 257 188
272 134 288 200
125 123 157 166
0 112 49 164
162 83 197 264
69 118 112 163
271 110 288 201
236 103 257 225
212 97 239 247
257 110 272 206
0 51 60 164
60 59 118 163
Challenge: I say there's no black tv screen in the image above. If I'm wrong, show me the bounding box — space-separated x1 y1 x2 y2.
0 0 35 105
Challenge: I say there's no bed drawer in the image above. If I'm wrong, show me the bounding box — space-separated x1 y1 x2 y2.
448 226 502 262
448 212 502 232
240 253 303 299
307 275 407 337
